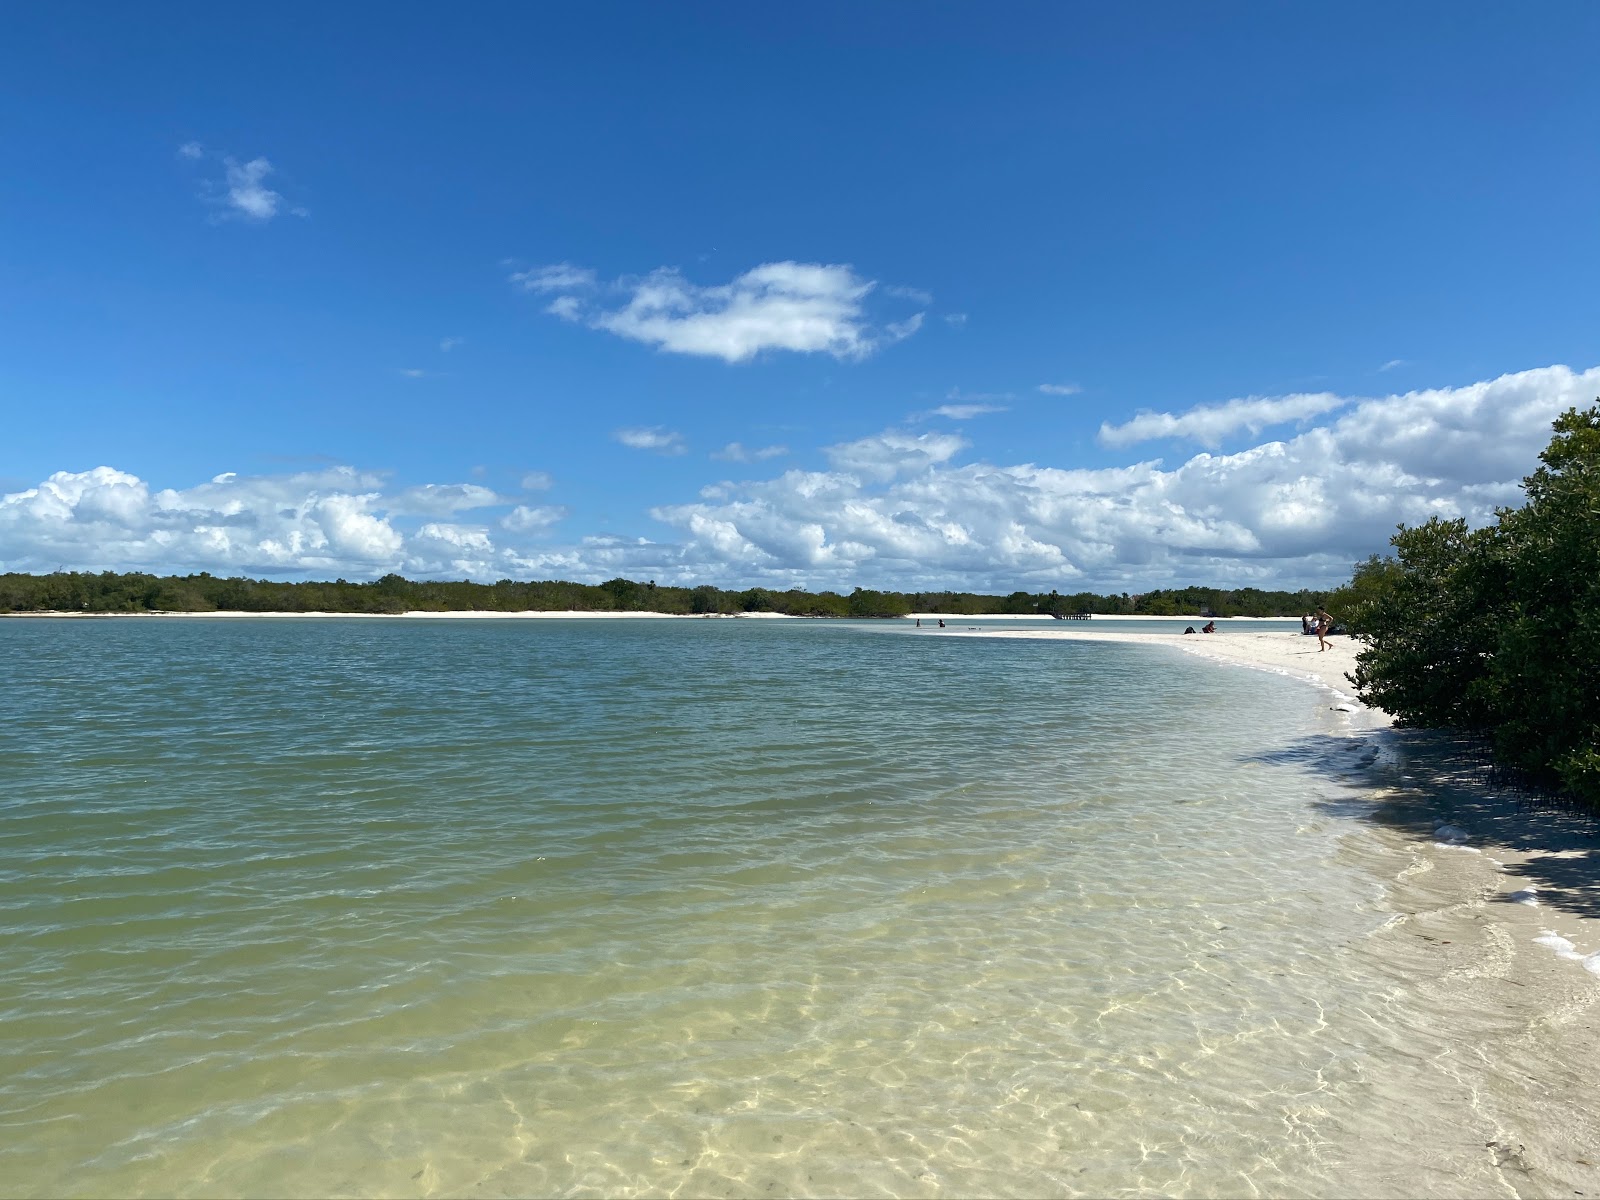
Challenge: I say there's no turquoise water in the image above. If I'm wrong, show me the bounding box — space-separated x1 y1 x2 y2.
0 617 1522 1196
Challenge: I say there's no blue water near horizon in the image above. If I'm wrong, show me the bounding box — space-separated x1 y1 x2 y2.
0 615 1465 1197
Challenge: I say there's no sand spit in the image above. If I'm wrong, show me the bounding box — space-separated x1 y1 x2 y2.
907 612 1302 622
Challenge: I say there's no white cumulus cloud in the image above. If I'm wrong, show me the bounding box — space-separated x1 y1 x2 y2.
825 430 969 482
639 364 1600 591
6 365 1594 593
0 467 534 579
1099 392 1351 449
512 260 923 363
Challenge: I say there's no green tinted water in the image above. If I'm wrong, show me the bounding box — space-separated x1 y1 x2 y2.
0 618 1552 1196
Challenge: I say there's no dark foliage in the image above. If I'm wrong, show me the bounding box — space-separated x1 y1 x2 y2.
0 572 1325 620
1334 405 1600 808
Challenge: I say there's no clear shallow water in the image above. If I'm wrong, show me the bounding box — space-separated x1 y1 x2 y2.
0 617 1578 1197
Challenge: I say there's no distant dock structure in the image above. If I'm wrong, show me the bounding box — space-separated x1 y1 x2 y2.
1050 611 1093 620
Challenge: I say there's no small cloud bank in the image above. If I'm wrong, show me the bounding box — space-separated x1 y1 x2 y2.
0 467 567 581
510 260 923 363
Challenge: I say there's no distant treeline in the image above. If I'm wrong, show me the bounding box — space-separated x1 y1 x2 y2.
0 571 1327 619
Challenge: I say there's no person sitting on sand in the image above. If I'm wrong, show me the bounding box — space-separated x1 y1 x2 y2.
1183 625 1196 634
1201 621 1217 634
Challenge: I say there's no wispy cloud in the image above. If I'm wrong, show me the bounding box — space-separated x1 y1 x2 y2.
912 388 1012 421
180 144 302 223
943 313 969 327
387 483 507 517
440 337 464 353
711 442 788 463
520 471 554 491
1038 382 1082 396
1379 358 1410 372
884 313 924 342
398 368 432 379
885 285 933 305
1098 392 1350 448
501 504 569 532
511 260 924 363
510 263 597 292
223 157 286 221
926 403 1007 420
614 426 687 455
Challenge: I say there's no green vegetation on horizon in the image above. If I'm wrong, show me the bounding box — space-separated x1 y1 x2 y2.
1328 403 1600 809
0 572 1327 620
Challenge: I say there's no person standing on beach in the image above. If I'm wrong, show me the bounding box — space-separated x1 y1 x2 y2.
1314 607 1334 652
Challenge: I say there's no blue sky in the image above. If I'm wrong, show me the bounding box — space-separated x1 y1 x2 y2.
4 3 1599 590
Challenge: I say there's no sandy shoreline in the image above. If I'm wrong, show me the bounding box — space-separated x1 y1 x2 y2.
945 619 1600 1193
